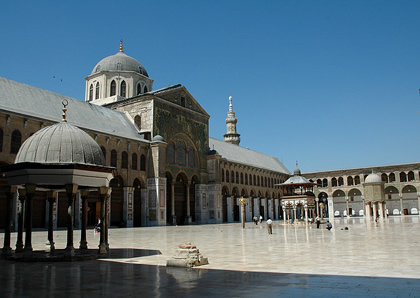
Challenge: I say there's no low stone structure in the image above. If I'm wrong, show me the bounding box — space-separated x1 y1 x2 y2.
166 242 208 268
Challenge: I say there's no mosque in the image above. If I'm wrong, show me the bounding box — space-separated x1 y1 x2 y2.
0 41 419 234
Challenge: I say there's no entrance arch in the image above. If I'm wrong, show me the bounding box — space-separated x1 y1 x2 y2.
133 178 142 227
110 176 124 226
174 173 188 225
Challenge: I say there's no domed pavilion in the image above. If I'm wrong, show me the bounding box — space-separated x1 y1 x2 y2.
1 101 114 260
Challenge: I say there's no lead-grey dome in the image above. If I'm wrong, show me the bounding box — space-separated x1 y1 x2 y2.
91 50 149 77
15 122 106 166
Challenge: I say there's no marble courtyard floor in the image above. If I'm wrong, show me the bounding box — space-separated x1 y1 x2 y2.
1 216 420 297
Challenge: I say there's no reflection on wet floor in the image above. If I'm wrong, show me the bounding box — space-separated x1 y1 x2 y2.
1 216 420 296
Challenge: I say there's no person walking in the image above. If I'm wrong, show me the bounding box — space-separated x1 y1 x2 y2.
266 218 273 234
259 215 263 223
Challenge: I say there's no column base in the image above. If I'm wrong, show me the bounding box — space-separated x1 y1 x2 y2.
46 241 55 252
172 216 177 226
23 246 33 256
15 241 23 253
65 246 75 257
99 243 108 254
1 247 12 257
79 240 88 250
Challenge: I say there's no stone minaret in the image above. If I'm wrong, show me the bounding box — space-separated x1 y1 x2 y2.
224 95 240 145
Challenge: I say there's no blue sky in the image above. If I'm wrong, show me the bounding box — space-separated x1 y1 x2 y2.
1 0 419 173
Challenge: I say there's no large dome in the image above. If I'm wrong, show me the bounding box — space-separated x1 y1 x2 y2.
91 50 149 77
15 122 106 166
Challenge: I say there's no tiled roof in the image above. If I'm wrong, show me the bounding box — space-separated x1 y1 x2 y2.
0 77 147 142
209 137 290 174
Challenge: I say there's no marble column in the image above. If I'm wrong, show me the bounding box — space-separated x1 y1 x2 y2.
79 190 89 249
98 187 111 254
372 202 378 221
65 184 78 257
400 194 404 216
2 186 17 257
304 205 308 223
379 201 385 219
46 191 57 252
365 202 372 221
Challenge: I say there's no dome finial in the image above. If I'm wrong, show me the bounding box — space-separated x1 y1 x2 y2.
120 39 124 52
62 100 68 122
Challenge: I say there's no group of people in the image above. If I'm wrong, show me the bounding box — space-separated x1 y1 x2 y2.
253 214 333 234
314 215 332 230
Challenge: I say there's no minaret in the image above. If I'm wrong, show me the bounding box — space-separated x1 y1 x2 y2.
224 95 240 145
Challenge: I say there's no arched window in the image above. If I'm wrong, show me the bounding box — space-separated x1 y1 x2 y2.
241 173 244 184
110 80 116 96
245 174 248 185
144 86 148 93
176 141 186 166
222 169 225 182
317 179 322 187
400 172 407 182
134 115 141 130
120 80 126 97
265 177 267 187
89 84 93 101
132 153 138 170
188 148 195 167
257 176 260 186
323 178 328 188
121 151 128 169
226 171 230 183
347 176 353 186
253 175 256 186
111 150 117 167
95 82 100 99
0 128 3 152
167 142 175 164
354 176 360 185
137 83 142 95
10 130 22 154
236 172 239 184
101 146 106 162
338 177 343 186
389 173 396 182
408 171 415 181
140 154 146 171
181 97 185 107
381 173 388 183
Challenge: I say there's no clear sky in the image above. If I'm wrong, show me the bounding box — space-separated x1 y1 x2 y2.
1 0 419 173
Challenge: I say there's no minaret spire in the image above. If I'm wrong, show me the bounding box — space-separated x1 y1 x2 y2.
224 95 241 145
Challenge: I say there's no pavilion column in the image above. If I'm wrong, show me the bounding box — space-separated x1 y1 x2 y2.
304 205 308 223
171 180 176 225
399 194 404 216
365 202 372 220
46 191 57 252
372 202 378 220
79 190 89 249
2 186 17 257
99 187 111 254
379 201 385 219
186 180 191 224
283 208 286 222
23 184 36 256
65 184 78 257
15 190 26 253
293 207 297 222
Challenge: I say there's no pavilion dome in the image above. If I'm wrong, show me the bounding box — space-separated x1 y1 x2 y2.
364 173 382 183
91 46 149 77
15 121 106 166
294 166 301 176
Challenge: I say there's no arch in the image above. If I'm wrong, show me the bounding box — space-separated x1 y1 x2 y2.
121 151 128 169
140 154 146 171
381 173 388 183
385 186 399 194
348 188 362 197
134 115 141 130
332 189 345 198
245 173 248 185
133 178 142 227
174 172 188 225
236 172 239 184
253 175 256 186
402 185 417 193
408 171 415 181
240 173 244 184
10 130 22 154
241 188 247 197
389 173 396 182
231 171 235 183
400 172 407 182
354 176 361 185
120 80 126 97
317 179 322 187
95 82 100 99
221 169 225 182
338 177 344 186
110 176 124 226
110 80 116 96
347 176 353 186
144 85 148 93
110 149 117 167
332 177 337 187
176 141 186 166
188 147 195 167
167 142 175 164
226 170 230 183
89 84 93 101
132 153 138 170
137 83 142 95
